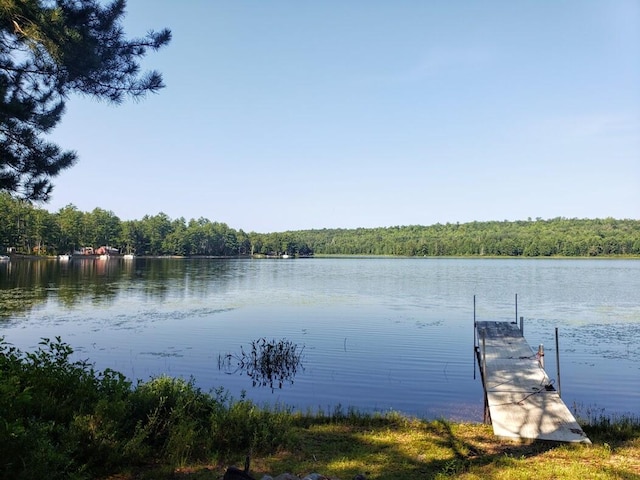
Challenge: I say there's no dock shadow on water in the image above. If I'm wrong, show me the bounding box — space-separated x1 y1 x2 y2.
218 338 304 391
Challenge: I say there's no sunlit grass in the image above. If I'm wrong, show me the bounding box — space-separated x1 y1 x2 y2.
104 415 640 480
242 416 639 480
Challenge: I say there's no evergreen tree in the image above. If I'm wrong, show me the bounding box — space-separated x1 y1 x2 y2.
0 0 170 201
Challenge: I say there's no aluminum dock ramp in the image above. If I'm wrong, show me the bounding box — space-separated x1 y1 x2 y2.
475 320 591 443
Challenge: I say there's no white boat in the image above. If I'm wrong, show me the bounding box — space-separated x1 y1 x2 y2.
0 255 9 261
58 254 71 261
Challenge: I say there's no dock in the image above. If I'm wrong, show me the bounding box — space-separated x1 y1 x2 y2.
475 320 591 443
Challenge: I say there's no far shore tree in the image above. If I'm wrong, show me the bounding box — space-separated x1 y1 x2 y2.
0 193 637 257
0 0 171 202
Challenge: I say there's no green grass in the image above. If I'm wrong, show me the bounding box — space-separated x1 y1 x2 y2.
158 416 639 480
1 337 638 480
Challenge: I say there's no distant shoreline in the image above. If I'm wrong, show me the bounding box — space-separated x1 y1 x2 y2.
4 253 640 261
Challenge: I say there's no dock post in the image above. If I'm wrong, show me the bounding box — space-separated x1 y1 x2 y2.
515 293 518 324
480 327 490 424
473 295 477 346
473 296 477 379
473 295 477 334
484 391 490 424
474 296 477 372
555 327 562 398
520 316 524 335
537 344 544 369
481 328 487 383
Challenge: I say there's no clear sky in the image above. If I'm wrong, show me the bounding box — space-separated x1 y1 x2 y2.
44 1 640 233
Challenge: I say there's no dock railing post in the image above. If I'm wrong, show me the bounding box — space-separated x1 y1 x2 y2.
537 344 544 369
480 327 490 424
555 327 562 398
473 295 477 379
520 316 524 335
473 295 477 345
481 328 487 383
473 295 477 334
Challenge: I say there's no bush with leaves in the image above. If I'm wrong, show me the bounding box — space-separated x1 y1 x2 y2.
0 336 297 479
0 336 132 478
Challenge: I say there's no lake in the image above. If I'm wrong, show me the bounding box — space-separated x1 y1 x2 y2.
1 256 638 422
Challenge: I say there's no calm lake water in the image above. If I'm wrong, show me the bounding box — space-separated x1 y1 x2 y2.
1 257 638 421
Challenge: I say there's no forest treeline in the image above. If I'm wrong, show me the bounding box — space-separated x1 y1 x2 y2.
1 193 638 257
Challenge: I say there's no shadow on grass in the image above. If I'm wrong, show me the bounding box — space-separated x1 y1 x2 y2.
256 417 640 480
127 415 640 480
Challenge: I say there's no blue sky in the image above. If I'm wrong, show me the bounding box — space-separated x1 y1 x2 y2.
45 1 639 233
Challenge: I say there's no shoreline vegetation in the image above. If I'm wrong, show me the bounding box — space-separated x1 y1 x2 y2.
1 337 638 479
1 193 639 259
5 253 640 261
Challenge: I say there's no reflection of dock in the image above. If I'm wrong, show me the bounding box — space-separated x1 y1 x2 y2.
475 320 591 443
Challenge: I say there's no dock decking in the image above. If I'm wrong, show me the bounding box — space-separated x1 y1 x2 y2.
475 320 591 443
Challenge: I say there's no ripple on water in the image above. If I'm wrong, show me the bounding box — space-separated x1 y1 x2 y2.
1 258 639 419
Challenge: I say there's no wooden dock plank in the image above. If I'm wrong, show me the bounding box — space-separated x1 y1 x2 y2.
476 321 591 443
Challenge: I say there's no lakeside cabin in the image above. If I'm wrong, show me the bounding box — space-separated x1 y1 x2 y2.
75 246 120 256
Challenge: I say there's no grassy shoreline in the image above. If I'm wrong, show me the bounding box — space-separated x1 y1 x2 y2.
114 414 640 480
1 337 638 480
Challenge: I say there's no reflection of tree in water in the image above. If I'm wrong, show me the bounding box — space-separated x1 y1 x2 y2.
218 338 304 391
0 258 132 314
0 258 236 317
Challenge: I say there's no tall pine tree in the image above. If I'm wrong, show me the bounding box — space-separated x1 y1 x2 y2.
0 0 170 201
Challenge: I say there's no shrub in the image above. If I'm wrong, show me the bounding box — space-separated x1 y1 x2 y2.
0 336 132 479
0 336 297 478
210 394 295 456
125 375 216 464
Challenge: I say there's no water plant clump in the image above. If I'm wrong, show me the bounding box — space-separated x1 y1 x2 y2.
218 338 305 391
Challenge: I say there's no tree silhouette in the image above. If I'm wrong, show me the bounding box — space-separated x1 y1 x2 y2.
0 0 170 201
